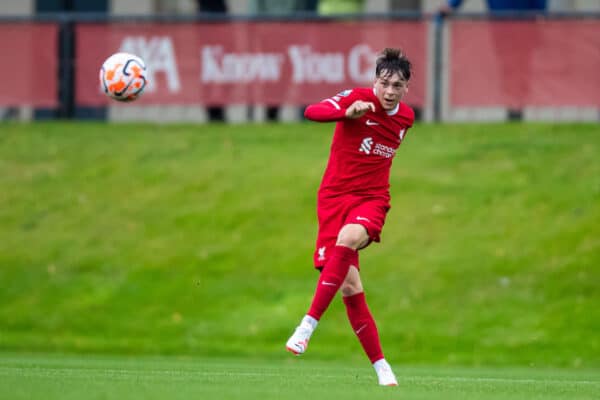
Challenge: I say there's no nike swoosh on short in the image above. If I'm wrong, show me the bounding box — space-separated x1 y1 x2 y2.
366 120 379 126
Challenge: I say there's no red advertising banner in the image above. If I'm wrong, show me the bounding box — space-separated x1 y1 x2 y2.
75 21 427 107
0 23 58 107
450 20 600 108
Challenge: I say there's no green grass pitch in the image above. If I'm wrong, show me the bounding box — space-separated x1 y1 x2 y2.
0 121 599 397
1 353 599 400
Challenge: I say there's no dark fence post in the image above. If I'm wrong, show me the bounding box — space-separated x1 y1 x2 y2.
432 14 444 123
58 15 75 119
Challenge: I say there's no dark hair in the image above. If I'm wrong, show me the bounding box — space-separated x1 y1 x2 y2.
375 48 412 81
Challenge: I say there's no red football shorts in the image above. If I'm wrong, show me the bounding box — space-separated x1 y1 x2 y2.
313 195 390 268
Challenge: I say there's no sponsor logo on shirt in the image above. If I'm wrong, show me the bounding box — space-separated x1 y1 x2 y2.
359 137 396 158
373 143 396 158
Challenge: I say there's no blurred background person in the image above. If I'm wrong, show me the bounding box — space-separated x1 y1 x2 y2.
248 0 318 121
318 0 365 14
197 0 228 121
249 0 317 15
439 0 548 119
197 0 228 13
439 0 547 14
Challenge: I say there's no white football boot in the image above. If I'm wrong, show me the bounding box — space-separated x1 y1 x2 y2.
373 359 398 386
285 315 318 355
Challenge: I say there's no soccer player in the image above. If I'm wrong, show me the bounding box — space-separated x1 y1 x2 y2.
285 48 414 386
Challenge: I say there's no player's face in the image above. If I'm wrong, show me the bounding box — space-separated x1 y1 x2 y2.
374 71 408 111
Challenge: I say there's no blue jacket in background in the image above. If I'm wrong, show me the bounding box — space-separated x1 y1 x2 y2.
448 0 547 11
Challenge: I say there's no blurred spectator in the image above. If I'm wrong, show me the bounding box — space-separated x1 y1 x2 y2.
249 0 317 15
249 0 318 121
318 0 365 15
197 0 228 13
440 0 547 14
439 0 547 119
198 0 228 121
389 0 420 12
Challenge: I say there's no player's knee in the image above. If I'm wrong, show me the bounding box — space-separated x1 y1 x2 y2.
336 224 368 249
340 280 363 297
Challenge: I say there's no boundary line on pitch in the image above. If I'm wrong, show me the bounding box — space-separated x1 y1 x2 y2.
1 366 599 386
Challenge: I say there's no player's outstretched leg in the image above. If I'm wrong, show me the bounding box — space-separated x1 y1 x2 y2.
286 315 318 355
344 292 398 386
286 245 357 355
308 246 358 319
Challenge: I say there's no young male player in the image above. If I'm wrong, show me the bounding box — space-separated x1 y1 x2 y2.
285 48 414 386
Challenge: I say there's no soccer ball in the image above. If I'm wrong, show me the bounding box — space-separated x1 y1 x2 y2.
99 52 147 102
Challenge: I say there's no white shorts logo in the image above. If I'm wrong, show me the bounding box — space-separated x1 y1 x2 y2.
359 137 373 154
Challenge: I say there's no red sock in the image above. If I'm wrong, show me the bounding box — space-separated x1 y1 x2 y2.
307 245 358 320
343 292 384 363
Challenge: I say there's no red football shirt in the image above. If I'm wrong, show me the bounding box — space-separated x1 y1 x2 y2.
305 87 415 202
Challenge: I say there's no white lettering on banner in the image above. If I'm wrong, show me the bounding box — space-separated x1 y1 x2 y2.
348 44 376 83
119 36 180 92
288 45 344 83
201 46 284 83
192 43 377 85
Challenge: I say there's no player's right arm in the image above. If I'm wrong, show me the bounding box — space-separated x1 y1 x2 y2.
304 90 375 122
344 101 376 119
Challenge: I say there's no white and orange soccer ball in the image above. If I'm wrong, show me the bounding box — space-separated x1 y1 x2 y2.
99 52 147 102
